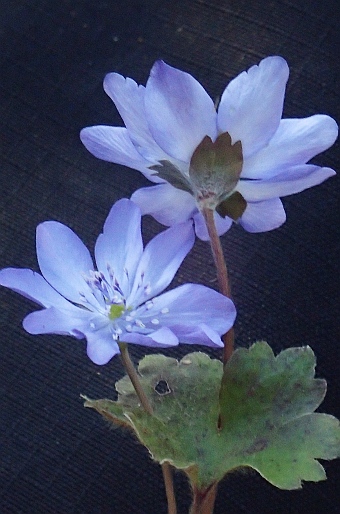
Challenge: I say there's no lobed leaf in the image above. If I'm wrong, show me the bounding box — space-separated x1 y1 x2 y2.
84 343 340 490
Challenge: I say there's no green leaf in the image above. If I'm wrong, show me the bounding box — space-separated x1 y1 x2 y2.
149 160 193 193
83 343 340 490
218 342 339 489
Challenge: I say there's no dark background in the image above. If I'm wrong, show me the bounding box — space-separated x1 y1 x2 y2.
0 0 339 512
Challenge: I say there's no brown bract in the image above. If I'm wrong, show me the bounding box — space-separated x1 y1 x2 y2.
189 132 245 218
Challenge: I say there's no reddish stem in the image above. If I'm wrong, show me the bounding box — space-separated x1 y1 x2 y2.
202 208 234 364
189 483 218 514
119 342 177 514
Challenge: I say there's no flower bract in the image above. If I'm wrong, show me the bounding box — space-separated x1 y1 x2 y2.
0 199 236 364
81 57 337 240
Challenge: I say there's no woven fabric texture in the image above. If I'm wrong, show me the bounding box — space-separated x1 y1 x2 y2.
0 0 339 512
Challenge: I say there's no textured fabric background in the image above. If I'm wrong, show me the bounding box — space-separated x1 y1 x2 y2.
0 0 339 512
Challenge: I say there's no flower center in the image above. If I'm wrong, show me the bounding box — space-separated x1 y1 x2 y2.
109 303 126 320
80 269 126 314
80 267 171 342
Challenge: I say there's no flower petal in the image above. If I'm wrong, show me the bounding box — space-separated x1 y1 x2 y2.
0 268 72 308
85 329 120 365
36 221 94 304
145 61 217 162
139 283 236 346
193 210 233 240
242 115 339 179
103 73 170 163
23 305 92 337
80 126 162 182
24 306 119 364
95 199 143 296
123 327 179 347
218 56 289 158
169 323 224 347
131 183 197 226
239 198 286 232
238 165 336 202
127 221 195 306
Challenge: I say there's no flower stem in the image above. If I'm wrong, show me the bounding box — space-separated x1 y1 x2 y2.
189 483 218 514
162 460 177 514
202 208 234 364
118 342 153 414
118 342 177 514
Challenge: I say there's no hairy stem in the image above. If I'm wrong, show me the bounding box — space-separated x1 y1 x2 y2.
119 342 153 414
202 207 234 364
162 461 177 514
118 342 177 514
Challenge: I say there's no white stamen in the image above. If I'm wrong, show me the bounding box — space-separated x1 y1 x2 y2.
151 318 159 325
125 315 133 321
90 322 96 329
135 319 146 328
126 324 133 332
161 307 169 314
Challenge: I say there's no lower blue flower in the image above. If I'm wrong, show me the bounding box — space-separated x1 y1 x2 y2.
0 199 236 364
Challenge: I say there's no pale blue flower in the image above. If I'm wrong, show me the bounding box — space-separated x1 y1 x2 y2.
0 199 236 364
81 57 337 240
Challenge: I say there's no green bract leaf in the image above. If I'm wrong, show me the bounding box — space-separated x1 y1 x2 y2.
189 132 243 210
216 191 247 221
149 160 193 193
84 343 340 490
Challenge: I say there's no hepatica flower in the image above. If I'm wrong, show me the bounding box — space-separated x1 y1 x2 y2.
0 199 236 364
81 57 337 240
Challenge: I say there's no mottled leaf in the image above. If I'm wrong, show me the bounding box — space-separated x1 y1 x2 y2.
84 343 340 490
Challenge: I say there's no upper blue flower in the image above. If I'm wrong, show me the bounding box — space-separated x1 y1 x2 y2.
81 57 337 240
0 199 236 364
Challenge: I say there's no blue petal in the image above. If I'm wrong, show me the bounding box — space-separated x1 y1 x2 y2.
85 328 120 365
145 61 217 162
80 126 162 182
24 306 119 365
138 283 236 347
23 305 93 336
103 73 170 163
193 210 233 241
0 268 72 308
36 221 95 305
95 199 143 297
218 56 289 158
131 183 196 226
242 115 338 179
123 326 178 347
238 165 336 202
127 221 195 306
239 198 286 232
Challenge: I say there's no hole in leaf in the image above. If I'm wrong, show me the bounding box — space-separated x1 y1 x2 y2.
154 380 171 395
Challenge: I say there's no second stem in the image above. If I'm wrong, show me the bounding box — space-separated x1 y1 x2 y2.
118 342 177 514
202 207 234 364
